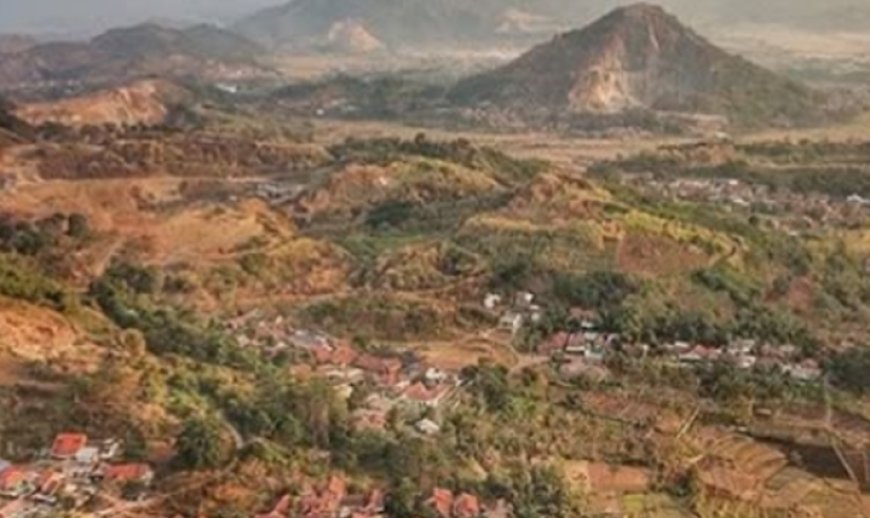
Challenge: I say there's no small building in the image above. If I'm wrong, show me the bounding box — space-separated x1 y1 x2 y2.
515 292 535 308
498 312 524 335
51 433 88 460
0 467 32 499
401 382 453 409
537 332 569 356
785 359 822 382
483 293 502 310
354 355 403 386
423 367 450 384
75 447 100 467
351 409 388 431
415 418 441 436
100 464 154 487
453 493 481 518
32 471 66 505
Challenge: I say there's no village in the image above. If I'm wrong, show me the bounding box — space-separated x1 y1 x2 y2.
0 287 828 518
615 173 870 233
0 433 154 517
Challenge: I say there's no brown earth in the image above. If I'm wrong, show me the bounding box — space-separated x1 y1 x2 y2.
15 79 188 128
0 298 103 385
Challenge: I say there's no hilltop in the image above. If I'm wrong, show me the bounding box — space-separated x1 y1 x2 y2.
449 3 826 128
0 23 270 90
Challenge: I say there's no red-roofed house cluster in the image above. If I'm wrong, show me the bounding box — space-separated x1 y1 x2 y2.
256 475 385 518
0 432 154 517
227 315 463 436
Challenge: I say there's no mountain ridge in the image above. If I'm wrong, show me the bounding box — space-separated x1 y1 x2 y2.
448 3 826 127
0 23 269 89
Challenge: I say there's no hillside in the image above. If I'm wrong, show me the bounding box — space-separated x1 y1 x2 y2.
14 79 190 128
449 3 826 128
0 96 31 145
0 23 270 89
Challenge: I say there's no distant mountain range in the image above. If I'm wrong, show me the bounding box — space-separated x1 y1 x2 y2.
232 0 593 51
0 23 269 90
233 0 870 53
448 4 826 127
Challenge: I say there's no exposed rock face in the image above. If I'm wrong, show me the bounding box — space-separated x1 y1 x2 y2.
325 20 384 54
450 3 825 126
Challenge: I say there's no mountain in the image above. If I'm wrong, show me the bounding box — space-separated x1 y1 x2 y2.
0 34 38 55
233 0 586 51
448 3 825 127
0 23 269 90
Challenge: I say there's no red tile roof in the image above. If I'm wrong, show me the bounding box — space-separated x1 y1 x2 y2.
0 467 28 491
428 487 454 518
453 493 481 518
51 433 88 458
103 463 153 483
403 382 451 404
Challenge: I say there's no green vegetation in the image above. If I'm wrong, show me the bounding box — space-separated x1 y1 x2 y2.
829 348 870 395
175 416 232 470
329 133 545 185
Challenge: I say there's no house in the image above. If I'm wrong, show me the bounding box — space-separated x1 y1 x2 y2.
340 488 386 517
564 333 588 356
733 355 757 370
100 464 154 487
32 471 66 504
537 332 569 356
415 418 441 436
515 292 535 308
289 330 332 351
498 312 524 335
426 488 454 518
401 382 453 409
483 293 502 310
354 355 403 386
0 499 29 518
679 345 720 364
424 367 450 384
0 467 32 499
728 339 756 356
51 433 88 460
425 488 481 518
351 409 388 431
785 359 822 382
75 447 100 467
256 495 291 518
453 493 481 518
296 476 347 517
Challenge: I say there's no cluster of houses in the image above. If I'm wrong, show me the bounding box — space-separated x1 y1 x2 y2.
0 433 153 518
537 326 824 383
618 173 870 232
227 313 462 436
256 475 506 518
486 291 544 336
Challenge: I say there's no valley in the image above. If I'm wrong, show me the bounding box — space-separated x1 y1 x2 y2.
1 2 870 518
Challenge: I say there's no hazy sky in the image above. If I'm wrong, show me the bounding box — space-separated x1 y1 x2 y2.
0 0 281 36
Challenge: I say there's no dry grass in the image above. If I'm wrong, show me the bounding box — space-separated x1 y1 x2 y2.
411 335 517 372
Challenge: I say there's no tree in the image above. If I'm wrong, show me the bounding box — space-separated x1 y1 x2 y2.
175 417 231 470
829 348 870 395
67 213 90 239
